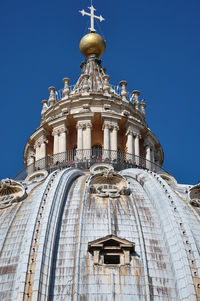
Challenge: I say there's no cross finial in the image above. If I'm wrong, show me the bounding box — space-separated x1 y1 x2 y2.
79 4 105 32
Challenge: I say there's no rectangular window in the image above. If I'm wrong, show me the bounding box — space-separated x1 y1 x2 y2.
104 255 120 264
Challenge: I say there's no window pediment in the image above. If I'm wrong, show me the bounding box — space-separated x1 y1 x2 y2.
88 235 135 266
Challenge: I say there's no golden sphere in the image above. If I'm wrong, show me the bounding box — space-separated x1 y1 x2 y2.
80 33 106 58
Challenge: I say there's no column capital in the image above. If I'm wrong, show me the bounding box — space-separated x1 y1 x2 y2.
34 131 48 147
103 120 119 131
144 142 154 150
34 141 40 149
102 121 110 130
126 126 135 136
52 126 67 136
39 136 48 145
76 123 83 130
51 119 68 135
28 150 35 158
52 128 60 136
76 119 92 130
134 133 141 139
59 126 68 134
110 123 119 131
144 137 154 149
86 121 92 128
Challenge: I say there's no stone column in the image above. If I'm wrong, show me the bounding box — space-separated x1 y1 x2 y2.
103 121 110 160
53 130 59 155
85 122 92 149
34 142 40 163
134 134 140 165
151 148 155 164
59 127 68 162
151 147 155 171
126 129 135 162
111 124 119 160
59 128 67 153
76 122 83 160
34 138 47 170
145 145 151 170
27 150 35 175
84 122 92 159
39 138 47 169
52 129 59 163
40 137 47 159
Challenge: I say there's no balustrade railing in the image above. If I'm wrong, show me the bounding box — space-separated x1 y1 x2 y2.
55 85 134 102
14 150 168 181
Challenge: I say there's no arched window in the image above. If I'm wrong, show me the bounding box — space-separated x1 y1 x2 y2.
92 145 102 162
72 147 77 160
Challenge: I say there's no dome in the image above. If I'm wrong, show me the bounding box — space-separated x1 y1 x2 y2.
0 4 200 301
0 167 200 300
80 32 106 58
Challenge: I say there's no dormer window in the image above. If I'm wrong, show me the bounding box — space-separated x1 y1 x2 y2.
88 235 135 267
104 255 120 264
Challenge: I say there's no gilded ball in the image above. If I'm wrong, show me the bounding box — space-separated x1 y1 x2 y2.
80 33 106 58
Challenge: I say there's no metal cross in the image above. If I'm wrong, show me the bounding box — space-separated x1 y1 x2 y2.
79 5 105 32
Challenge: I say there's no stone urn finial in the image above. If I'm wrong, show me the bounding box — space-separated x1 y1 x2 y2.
140 99 146 116
48 86 56 106
132 90 140 110
41 100 48 117
62 78 70 99
120 80 128 102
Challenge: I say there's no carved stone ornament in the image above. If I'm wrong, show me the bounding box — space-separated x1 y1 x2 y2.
190 199 200 208
103 169 115 179
0 179 26 210
123 110 130 117
90 163 114 175
25 170 48 184
89 184 130 198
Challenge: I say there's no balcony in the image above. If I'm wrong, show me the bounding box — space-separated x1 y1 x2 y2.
14 149 168 181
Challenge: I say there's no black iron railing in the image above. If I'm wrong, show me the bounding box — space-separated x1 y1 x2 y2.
14 149 168 181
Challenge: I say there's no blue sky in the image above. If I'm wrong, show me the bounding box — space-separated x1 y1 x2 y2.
0 0 200 184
